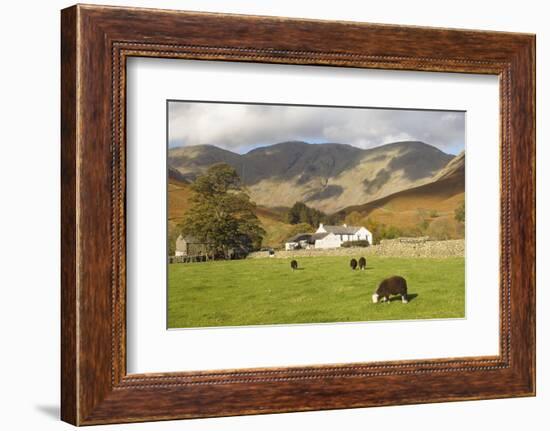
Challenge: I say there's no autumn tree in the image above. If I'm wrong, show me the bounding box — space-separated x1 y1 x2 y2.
344 211 364 226
454 201 466 223
364 217 403 244
178 163 265 258
454 200 466 238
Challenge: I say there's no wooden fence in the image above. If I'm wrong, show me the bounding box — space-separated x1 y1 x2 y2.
168 255 211 264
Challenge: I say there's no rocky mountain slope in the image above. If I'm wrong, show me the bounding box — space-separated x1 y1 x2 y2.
168 140 455 213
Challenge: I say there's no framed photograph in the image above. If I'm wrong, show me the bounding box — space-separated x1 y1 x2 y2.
61 4 535 425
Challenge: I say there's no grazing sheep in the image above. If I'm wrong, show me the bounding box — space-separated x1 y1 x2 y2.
350 258 358 270
372 276 408 304
358 257 366 270
290 260 298 270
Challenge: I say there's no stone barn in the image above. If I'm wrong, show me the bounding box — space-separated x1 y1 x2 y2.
175 235 213 257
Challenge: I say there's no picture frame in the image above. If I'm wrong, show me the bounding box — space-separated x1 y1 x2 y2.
61 4 535 425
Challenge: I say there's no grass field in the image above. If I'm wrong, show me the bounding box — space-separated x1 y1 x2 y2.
168 256 464 328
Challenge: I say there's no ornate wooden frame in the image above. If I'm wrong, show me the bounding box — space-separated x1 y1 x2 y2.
61 4 535 425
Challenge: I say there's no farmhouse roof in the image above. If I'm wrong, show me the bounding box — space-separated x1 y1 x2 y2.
308 232 330 242
286 233 313 243
322 225 364 235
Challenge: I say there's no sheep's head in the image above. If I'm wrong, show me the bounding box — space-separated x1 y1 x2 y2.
372 293 379 304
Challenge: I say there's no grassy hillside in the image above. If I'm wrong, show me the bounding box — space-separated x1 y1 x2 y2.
167 179 195 254
168 256 465 328
168 178 194 224
365 192 463 234
254 206 298 248
339 173 465 239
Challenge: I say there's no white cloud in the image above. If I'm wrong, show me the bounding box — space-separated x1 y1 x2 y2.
168 101 465 154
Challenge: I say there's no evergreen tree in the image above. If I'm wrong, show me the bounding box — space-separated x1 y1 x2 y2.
286 201 327 227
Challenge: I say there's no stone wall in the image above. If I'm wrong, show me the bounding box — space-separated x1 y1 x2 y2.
248 238 464 259
373 238 464 258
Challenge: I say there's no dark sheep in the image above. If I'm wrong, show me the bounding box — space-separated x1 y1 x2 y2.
350 258 358 270
358 257 366 270
290 260 298 270
372 276 408 304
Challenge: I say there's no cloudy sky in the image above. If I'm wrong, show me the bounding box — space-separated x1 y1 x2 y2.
168 101 465 155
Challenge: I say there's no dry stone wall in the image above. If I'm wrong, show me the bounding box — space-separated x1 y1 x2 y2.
248 238 464 259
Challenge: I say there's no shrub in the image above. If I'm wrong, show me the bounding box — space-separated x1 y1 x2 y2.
455 201 465 222
385 226 402 239
426 217 454 240
418 218 431 232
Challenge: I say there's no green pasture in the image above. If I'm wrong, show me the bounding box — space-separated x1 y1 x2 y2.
168 256 464 328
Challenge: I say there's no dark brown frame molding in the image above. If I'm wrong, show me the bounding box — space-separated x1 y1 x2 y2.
61 4 535 425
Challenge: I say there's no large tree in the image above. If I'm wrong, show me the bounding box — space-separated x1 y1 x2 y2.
178 163 265 258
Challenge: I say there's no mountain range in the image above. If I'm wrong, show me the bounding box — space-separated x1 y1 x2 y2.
168 140 461 214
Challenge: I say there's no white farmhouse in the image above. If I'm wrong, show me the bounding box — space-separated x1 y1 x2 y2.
313 223 373 249
283 223 373 250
